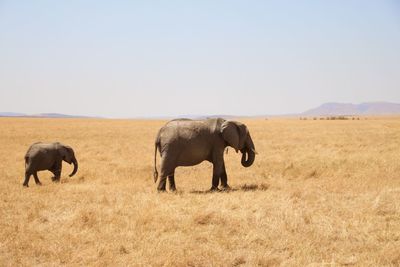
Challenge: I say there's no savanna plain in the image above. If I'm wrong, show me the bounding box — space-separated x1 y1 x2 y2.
0 117 399 266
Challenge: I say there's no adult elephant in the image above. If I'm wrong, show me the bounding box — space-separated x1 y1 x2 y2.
153 118 256 191
23 142 78 187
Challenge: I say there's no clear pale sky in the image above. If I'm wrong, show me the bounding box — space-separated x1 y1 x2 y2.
1 1 399 118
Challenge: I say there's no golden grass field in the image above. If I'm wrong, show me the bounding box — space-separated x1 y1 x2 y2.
0 117 399 266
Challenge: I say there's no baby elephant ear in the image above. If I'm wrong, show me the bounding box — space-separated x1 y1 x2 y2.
221 121 240 152
60 145 72 163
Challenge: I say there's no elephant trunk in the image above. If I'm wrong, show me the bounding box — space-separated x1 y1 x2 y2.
240 134 256 168
241 149 255 167
69 158 78 177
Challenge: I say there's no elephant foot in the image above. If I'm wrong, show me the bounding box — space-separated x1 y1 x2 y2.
157 188 167 193
52 177 60 183
23 183 29 187
221 185 231 191
209 187 221 192
169 187 177 192
36 182 42 186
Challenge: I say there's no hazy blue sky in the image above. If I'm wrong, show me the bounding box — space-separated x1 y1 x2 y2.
1 1 399 118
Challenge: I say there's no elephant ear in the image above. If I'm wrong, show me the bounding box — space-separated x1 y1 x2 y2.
59 145 73 163
236 122 249 149
221 121 240 151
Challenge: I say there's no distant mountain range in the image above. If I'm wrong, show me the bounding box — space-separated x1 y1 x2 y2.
1 102 400 118
302 102 400 116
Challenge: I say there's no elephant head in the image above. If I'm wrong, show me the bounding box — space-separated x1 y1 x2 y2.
59 145 78 177
221 120 257 167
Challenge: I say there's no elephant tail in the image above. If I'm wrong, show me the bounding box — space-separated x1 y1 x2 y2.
153 135 160 183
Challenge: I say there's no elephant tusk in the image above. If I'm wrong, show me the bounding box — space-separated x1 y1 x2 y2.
251 148 258 155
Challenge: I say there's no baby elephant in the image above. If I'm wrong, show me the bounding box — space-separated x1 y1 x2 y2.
23 142 78 187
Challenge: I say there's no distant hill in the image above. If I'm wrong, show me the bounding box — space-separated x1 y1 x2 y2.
0 112 27 117
0 112 97 118
302 102 400 116
31 113 92 118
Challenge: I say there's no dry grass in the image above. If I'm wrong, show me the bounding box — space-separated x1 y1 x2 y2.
0 117 399 266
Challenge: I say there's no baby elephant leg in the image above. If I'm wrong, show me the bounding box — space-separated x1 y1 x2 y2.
52 170 61 182
33 172 42 185
23 171 31 187
51 162 62 182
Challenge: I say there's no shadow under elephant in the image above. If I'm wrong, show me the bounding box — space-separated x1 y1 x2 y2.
189 183 270 194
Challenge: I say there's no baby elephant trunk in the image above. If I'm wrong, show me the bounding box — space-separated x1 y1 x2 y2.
69 158 78 177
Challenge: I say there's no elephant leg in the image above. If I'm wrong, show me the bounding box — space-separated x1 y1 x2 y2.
211 174 220 191
157 176 167 191
210 155 224 191
158 157 174 192
23 171 31 187
51 162 62 182
220 163 230 190
53 169 61 182
33 172 42 185
168 174 176 192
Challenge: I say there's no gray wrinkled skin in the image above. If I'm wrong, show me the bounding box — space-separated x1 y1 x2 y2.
23 142 78 187
153 118 256 191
